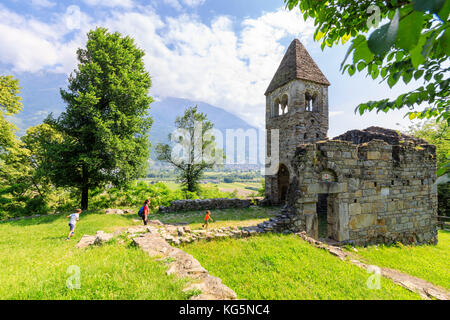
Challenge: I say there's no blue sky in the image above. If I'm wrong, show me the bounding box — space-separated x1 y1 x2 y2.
1 0 426 137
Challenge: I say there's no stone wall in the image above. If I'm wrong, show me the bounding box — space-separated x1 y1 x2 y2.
265 79 329 204
159 198 256 213
274 137 438 246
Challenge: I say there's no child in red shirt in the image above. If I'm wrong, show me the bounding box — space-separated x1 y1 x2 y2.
202 210 214 229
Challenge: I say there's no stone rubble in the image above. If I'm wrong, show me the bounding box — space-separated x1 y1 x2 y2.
76 230 115 248
105 208 134 215
75 220 239 300
132 225 237 300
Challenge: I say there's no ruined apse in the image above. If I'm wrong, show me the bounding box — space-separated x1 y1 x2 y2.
263 39 438 246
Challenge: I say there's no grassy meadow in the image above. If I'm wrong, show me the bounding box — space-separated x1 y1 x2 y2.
0 207 447 300
181 234 422 300
351 230 450 290
0 212 190 299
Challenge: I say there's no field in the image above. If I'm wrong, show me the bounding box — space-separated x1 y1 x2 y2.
0 208 447 300
145 169 263 198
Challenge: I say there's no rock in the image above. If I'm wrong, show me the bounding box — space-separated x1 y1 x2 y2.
94 231 114 245
105 209 124 215
76 235 96 248
183 226 191 233
177 227 185 236
148 220 164 226
165 248 209 279
127 226 148 234
186 275 238 300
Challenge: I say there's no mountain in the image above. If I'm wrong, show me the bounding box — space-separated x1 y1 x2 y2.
149 97 259 158
11 73 261 166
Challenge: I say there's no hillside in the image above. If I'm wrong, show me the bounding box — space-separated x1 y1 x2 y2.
148 97 259 160
11 73 260 164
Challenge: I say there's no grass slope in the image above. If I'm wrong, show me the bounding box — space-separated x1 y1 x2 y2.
182 234 421 300
0 212 189 299
352 230 450 290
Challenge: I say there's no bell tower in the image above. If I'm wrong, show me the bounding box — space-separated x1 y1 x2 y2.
265 39 330 204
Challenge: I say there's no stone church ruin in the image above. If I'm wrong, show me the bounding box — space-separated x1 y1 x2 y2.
262 39 438 246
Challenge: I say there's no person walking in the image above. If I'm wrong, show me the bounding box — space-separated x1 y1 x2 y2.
140 199 150 225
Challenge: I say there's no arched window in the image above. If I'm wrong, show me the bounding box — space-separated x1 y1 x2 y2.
273 98 280 117
281 94 289 115
305 93 314 111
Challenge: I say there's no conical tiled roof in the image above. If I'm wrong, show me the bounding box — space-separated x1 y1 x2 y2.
265 39 330 95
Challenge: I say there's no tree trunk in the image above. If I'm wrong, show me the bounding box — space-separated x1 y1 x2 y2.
81 185 89 210
81 164 89 210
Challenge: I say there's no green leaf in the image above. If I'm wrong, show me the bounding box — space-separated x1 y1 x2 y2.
438 0 450 20
368 10 400 55
348 65 356 76
410 34 427 68
403 71 413 84
372 67 380 79
438 28 450 56
412 0 446 13
388 72 401 88
414 69 424 79
353 37 374 64
396 10 425 50
395 51 404 61
357 61 366 71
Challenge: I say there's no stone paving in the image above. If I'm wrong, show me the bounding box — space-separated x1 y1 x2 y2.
76 220 238 300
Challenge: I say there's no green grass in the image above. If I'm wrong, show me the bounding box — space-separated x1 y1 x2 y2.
182 234 421 300
351 230 450 290
0 211 190 299
1 207 445 300
149 206 276 229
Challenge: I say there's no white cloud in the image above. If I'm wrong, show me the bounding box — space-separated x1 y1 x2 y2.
182 0 206 7
164 0 183 11
82 0 134 9
31 0 56 8
0 5 91 73
0 5 315 128
330 111 344 117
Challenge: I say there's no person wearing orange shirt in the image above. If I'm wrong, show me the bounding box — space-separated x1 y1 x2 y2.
202 210 214 229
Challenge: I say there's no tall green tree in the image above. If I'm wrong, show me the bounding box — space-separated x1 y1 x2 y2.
285 0 449 123
0 76 29 216
156 106 222 193
0 75 23 159
407 120 449 215
44 28 153 210
21 123 63 201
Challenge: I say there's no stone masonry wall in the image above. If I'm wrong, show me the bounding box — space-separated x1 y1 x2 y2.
265 79 328 204
279 138 438 246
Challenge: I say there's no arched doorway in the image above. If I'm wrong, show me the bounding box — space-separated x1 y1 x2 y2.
277 164 290 204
